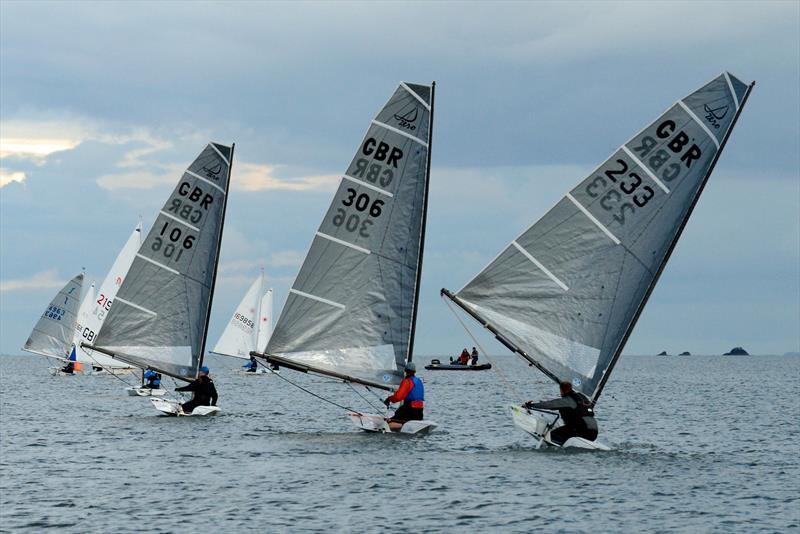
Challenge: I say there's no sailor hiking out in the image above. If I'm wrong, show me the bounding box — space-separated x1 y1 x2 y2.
176 366 218 414
383 362 424 431
524 381 598 445
243 355 258 373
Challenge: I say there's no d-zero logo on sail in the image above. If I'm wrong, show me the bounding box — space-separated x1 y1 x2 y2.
203 162 222 180
393 107 418 131
703 103 729 130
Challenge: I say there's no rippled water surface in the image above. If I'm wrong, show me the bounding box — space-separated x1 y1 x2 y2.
1 354 798 533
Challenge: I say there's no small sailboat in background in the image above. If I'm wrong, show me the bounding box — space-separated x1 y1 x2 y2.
442 72 754 449
23 272 85 375
84 142 235 416
73 222 142 376
210 271 276 374
252 81 437 434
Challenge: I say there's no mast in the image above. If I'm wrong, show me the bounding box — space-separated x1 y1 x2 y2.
591 81 755 403
197 143 235 369
407 81 435 363
440 288 561 384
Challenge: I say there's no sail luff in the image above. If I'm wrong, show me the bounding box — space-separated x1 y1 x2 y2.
406 81 435 363
197 143 234 368
591 80 755 403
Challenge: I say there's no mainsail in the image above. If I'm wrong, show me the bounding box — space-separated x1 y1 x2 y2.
211 273 273 359
74 222 142 369
443 73 753 402
260 82 435 390
23 272 84 360
88 143 234 380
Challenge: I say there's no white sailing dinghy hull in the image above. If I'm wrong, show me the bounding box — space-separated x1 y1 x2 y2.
347 412 437 435
48 367 77 376
126 386 167 397
150 398 220 416
510 405 610 451
237 368 277 375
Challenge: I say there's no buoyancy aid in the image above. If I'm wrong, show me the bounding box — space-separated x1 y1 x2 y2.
405 376 424 408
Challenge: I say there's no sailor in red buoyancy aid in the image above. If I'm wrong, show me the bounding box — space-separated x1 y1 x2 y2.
383 362 424 431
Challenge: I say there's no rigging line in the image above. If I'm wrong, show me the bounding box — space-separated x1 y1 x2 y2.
346 382 385 414
441 294 524 400
259 360 364 415
81 348 139 387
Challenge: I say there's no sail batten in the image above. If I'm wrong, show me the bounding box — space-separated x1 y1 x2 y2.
264 82 435 386
452 73 753 401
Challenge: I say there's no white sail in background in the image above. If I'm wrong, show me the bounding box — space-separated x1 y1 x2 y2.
262 82 435 390
74 223 142 369
211 273 268 359
23 273 84 360
256 288 273 352
89 143 234 380
72 280 96 364
444 72 753 403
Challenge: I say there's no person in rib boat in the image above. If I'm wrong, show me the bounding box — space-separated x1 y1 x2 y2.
524 381 598 445
383 362 424 431
175 366 218 414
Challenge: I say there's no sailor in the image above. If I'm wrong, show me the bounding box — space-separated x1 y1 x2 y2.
175 366 218 414
524 381 598 445
470 347 479 366
383 362 424 431
61 360 75 374
143 370 161 389
457 348 469 365
243 355 258 373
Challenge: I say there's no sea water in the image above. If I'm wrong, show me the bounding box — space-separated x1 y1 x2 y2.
1 354 797 533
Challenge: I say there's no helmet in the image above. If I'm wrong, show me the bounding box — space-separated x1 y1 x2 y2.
405 362 416 373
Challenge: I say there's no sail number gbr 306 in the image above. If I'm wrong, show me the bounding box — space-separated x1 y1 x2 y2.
332 137 403 238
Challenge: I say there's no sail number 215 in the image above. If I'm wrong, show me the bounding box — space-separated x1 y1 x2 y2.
332 188 384 237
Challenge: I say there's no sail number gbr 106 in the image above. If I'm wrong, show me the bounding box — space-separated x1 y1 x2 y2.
332 188 384 237
151 220 197 262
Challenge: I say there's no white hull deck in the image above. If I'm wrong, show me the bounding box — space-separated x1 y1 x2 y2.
150 398 220 417
347 412 437 435
510 404 610 451
126 386 167 397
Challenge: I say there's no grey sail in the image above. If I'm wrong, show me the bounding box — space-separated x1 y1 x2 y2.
90 143 233 379
445 73 753 402
23 273 84 360
264 82 434 389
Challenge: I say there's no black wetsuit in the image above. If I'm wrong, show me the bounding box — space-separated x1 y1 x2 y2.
176 375 218 414
529 391 598 445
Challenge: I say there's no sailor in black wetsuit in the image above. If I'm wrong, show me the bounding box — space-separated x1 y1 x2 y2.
524 381 598 445
175 366 218 414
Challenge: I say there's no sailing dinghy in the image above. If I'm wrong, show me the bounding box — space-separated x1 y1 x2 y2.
210 271 276 374
84 143 234 416
442 72 754 449
252 82 437 434
23 272 85 375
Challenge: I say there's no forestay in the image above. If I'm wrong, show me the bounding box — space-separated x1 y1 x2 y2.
23 273 84 360
264 82 434 389
91 143 233 379
212 273 272 359
74 223 141 369
446 73 753 402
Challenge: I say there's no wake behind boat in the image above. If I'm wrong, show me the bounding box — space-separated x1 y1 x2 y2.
442 72 754 450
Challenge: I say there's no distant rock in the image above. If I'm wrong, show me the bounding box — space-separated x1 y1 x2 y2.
723 346 749 356
784 351 800 357
657 351 668 356
679 351 691 356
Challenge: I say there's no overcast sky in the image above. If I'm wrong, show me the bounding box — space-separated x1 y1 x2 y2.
1 0 798 357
